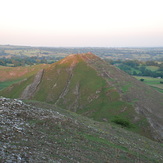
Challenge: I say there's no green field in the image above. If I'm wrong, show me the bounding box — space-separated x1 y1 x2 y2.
134 76 163 93
146 66 159 71
0 80 22 90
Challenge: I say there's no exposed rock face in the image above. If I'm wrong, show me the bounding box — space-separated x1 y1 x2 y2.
21 69 44 99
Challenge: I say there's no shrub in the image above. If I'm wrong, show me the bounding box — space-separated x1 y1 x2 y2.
112 117 131 128
140 78 144 82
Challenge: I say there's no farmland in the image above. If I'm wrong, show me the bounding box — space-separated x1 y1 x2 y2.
134 76 163 93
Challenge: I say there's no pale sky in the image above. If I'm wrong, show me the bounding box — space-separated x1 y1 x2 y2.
1 0 163 47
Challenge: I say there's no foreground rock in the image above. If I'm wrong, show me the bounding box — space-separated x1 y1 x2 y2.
0 97 163 162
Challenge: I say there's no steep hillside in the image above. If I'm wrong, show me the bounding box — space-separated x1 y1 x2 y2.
1 53 163 141
85 54 163 141
0 97 163 162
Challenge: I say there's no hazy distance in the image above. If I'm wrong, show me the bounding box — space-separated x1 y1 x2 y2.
1 0 163 47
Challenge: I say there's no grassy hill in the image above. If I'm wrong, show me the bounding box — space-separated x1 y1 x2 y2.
0 64 50 90
0 53 163 142
0 97 163 162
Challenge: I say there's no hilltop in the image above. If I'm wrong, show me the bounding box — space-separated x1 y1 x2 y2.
1 53 163 141
0 97 163 162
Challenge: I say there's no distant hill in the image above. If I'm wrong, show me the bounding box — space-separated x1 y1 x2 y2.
0 64 49 82
1 53 163 141
0 64 50 91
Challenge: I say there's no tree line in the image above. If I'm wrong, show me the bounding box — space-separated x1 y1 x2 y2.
107 60 163 78
0 56 63 67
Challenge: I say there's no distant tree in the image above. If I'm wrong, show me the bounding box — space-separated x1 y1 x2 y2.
158 63 163 71
133 71 137 75
146 61 158 66
0 60 6 66
11 60 21 67
139 66 146 73
124 60 140 68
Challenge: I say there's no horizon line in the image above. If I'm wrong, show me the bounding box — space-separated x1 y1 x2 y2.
1 44 163 48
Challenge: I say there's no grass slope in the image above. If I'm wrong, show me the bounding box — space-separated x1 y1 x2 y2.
30 55 149 138
1 97 163 162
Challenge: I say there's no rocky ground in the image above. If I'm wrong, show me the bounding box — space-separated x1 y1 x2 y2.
0 97 163 162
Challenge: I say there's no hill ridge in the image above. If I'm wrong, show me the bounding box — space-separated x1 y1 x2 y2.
0 53 163 141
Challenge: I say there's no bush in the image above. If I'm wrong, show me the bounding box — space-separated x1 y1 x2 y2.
112 117 132 128
140 78 144 82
